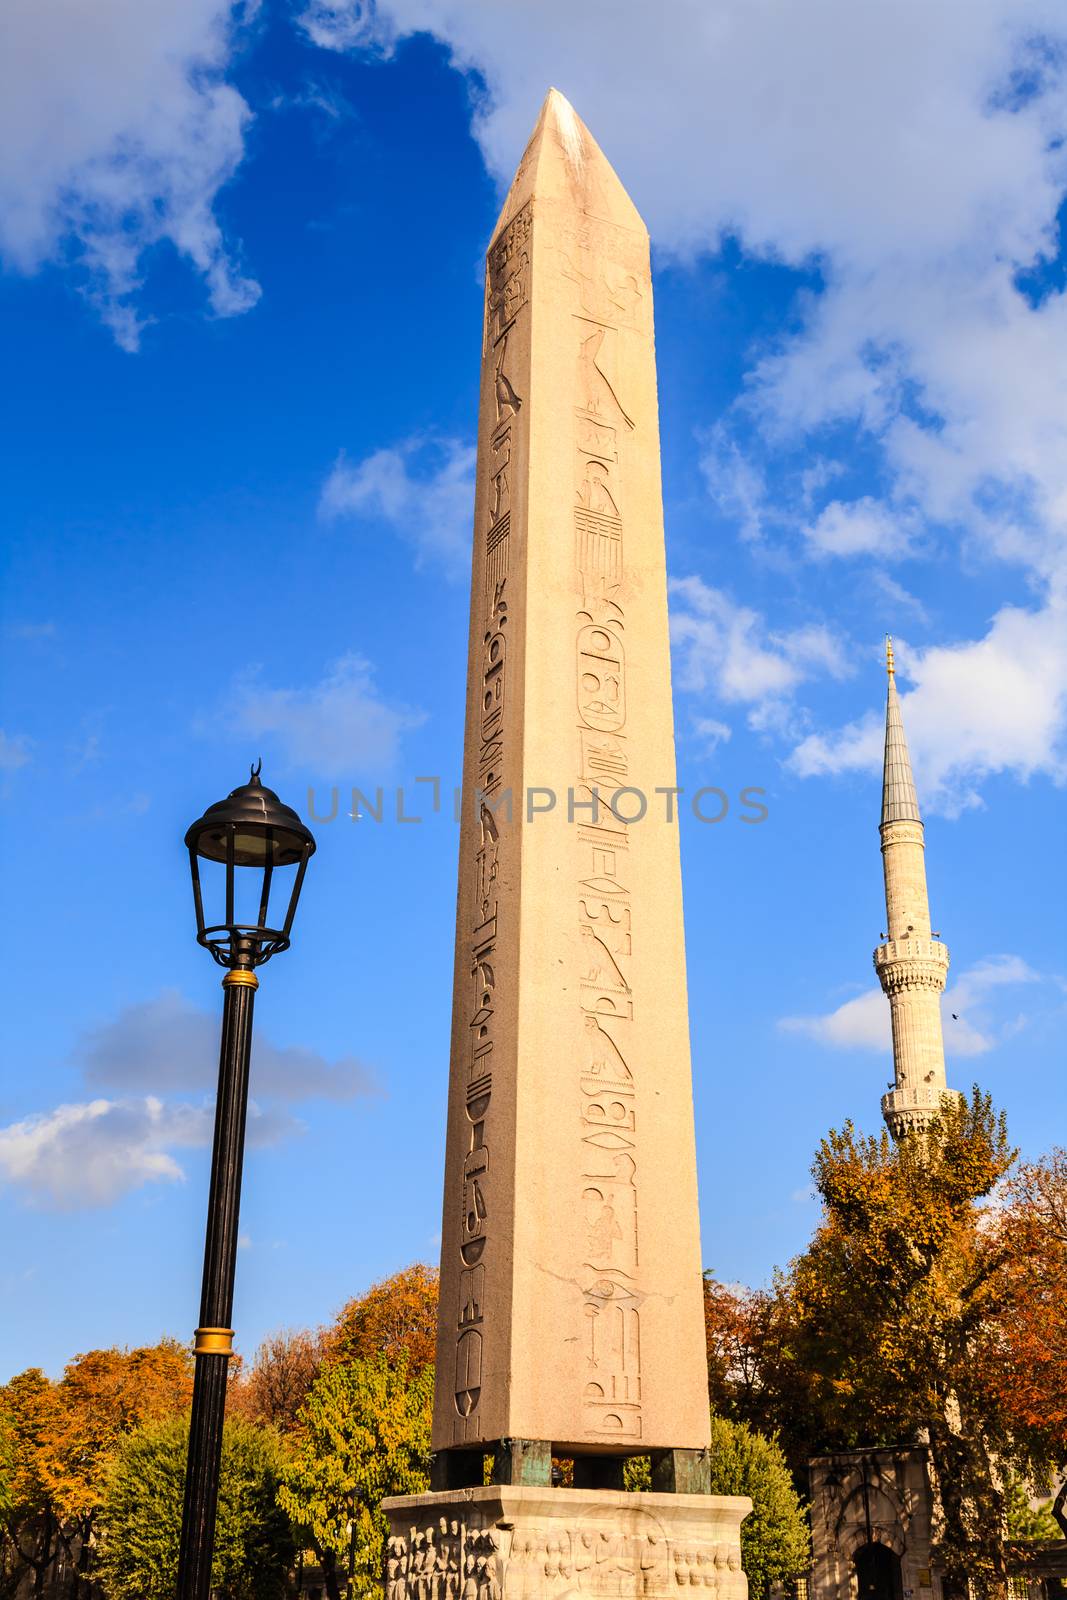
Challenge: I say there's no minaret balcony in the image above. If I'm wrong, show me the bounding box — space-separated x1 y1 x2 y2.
882 1084 964 1127
873 937 949 994
875 936 948 965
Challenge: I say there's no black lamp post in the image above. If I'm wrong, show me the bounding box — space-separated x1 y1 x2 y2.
176 763 315 1600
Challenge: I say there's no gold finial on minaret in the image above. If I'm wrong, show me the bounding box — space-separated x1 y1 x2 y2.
886 634 895 678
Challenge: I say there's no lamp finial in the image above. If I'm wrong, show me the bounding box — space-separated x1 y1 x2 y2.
886 635 895 679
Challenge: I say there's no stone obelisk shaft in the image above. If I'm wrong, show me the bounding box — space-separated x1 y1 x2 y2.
433 90 709 1457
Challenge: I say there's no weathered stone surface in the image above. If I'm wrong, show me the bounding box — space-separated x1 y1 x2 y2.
382 1488 752 1600
432 88 710 1456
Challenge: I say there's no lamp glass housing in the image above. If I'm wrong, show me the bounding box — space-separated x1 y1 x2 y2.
185 764 315 968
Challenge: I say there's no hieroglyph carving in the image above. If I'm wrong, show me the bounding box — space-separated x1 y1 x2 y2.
449 204 532 1442
568 235 644 1443
387 1519 748 1600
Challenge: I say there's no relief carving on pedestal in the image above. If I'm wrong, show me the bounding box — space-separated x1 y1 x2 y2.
386 1520 748 1600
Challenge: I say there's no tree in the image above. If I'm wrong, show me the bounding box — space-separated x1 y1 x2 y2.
1003 1477 1062 1540
702 1272 821 1485
705 1416 810 1599
326 1265 439 1375
37 1340 193 1595
0 1399 13 1520
986 1148 1067 1533
783 1091 1021 1593
704 1275 762 1418
279 1355 433 1600
95 1412 293 1600
231 1329 324 1435
0 1367 62 1598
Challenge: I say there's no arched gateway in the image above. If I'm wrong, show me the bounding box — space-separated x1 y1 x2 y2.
854 1542 904 1600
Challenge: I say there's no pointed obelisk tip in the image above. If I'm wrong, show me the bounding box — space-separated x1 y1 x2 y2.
490 83 645 248
538 85 586 172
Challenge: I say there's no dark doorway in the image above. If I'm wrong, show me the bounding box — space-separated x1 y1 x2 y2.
854 1543 904 1600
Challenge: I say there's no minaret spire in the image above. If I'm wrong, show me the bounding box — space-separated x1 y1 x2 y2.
873 642 958 1137
882 636 921 827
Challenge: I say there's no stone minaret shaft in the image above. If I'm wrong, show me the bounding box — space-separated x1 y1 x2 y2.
874 640 953 1139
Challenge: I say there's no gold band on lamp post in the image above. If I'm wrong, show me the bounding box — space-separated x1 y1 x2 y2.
193 1327 235 1357
222 969 258 990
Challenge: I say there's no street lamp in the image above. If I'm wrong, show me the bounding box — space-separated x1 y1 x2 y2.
176 762 315 1600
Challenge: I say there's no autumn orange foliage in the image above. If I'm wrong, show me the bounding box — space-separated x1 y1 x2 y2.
229 1329 324 1434
325 1262 439 1375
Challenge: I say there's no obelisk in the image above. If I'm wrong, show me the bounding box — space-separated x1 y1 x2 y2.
384 89 749 1589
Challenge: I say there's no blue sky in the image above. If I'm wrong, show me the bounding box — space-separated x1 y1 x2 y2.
1 1 1065 1381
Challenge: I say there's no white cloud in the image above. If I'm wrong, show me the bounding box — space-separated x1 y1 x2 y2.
300 0 398 52
669 575 849 737
945 953 1041 1055
790 602 1067 814
303 0 1067 805
321 437 476 577
298 0 1067 268
222 653 424 777
0 0 258 348
0 1095 300 1209
867 572 930 624
691 717 732 752
780 988 890 1053
779 953 1043 1059
699 426 770 545
0 1098 204 1208
0 988 378 1208
804 497 916 560
79 988 377 1102
0 731 32 772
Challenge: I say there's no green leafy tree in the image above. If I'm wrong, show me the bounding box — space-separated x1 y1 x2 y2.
1003 1477 1062 1540
279 1355 433 1600
705 1416 810 1599
622 1419 808 1597
95 1412 293 1600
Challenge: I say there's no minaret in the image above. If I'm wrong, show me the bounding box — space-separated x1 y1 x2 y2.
874 638 958 1138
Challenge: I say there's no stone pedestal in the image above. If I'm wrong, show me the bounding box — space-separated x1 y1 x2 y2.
382 1487 751 1600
